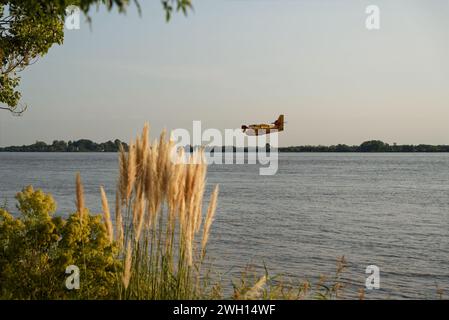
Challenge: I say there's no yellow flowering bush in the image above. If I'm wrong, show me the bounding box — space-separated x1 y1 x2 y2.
0 186 120 299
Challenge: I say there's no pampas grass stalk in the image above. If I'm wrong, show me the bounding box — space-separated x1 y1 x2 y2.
201 185 219 260
126 142 136 202
100 186 114 243
75 172 85 220
111 124 219 299
115 189 124 249
122 242 132 290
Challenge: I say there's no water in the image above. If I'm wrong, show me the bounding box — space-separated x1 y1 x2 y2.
0 152 448 299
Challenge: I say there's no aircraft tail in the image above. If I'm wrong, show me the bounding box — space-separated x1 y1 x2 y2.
276 114 284 131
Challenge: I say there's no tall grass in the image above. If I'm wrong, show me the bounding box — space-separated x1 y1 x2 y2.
90 123 219 299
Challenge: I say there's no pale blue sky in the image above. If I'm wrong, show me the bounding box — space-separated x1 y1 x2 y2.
1 0 448 147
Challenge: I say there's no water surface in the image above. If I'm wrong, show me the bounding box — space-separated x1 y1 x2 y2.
1 152 448 299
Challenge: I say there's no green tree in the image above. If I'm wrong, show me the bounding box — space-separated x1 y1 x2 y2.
51 140 68 152
0 0 192 114
359 140 389 152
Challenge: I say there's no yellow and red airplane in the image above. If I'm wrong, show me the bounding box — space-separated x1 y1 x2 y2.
241 115 285 136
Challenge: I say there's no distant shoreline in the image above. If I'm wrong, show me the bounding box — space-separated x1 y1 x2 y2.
2 151 449 153
1 139 449 153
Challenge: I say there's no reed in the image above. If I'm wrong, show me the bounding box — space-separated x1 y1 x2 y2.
100 186 114 243
101 123 220 299
75 172 85 221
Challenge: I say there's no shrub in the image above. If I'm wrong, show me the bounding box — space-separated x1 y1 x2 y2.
0 186 120 299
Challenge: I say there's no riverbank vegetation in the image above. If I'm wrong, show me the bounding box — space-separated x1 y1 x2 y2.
2 139 449 153
0 139 127 152
280 140 449 153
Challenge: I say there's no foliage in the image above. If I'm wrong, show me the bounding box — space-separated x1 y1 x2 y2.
3 138 449 153
0 0 193 113
279 141 449 153
359 140 388 152
0 186 120 299
0 138 127 152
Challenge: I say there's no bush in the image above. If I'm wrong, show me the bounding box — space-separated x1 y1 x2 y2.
0 186 120 299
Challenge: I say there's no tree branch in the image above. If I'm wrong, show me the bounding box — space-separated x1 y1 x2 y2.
0 104 27 115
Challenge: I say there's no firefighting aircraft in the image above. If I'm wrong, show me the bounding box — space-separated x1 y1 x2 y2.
241 114 285 136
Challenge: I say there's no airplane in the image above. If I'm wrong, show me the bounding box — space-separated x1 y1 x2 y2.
241 115 285 136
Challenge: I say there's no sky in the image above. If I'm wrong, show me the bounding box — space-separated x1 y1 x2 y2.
0 0 448 147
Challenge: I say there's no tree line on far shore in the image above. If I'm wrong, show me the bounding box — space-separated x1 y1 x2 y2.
1 139 449 153
0 139 127 152
280 140 449 153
